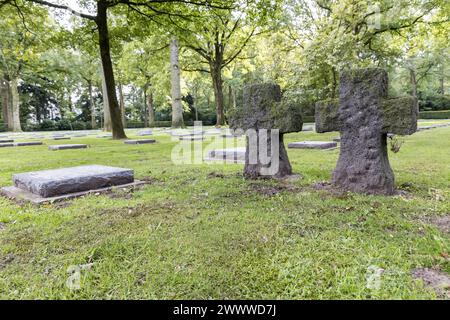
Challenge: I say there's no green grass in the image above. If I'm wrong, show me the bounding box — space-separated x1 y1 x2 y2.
0 127 449 299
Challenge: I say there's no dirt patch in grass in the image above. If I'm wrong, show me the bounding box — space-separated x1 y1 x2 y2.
247 182 302 197
412 268 450 299
312 182 353 199
428 215 450 234
0 253 15 270
96 201 179 219
140 176 164 184
207 171 226 179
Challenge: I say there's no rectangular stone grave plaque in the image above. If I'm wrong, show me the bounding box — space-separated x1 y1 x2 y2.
124 139 156 145
48 144 88 151
12 165 134 198
288 141 337 149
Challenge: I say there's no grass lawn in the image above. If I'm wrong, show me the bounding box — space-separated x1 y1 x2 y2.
0 125 449 299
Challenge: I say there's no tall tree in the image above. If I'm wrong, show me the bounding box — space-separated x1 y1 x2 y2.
170 38 184 128
171 0 276 125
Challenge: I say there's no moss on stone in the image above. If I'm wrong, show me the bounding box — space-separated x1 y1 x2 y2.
315 99 340 133
382 96 418 135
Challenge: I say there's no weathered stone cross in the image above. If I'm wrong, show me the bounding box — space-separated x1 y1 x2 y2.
315 68 418 195
229 83 303 178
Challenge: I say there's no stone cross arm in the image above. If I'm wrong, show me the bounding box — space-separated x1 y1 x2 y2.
315 99 339 133
229 83 303 134
381 96 418 135
315 95 418 135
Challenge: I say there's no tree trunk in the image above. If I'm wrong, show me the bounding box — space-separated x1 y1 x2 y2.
9 77 22 132
147 91 155 127
143 89 148 127
232 87 237 109
409 68 418 98
118 82 126 127
331 67 338 99
170 38 184 128
193 88 198 121
210 62 225 126
1 79 9 129
96 0 126 139
439 65 445 94
100 62 111 131
88 80 96 129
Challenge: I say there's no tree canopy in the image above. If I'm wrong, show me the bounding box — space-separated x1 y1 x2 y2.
0 0 448 133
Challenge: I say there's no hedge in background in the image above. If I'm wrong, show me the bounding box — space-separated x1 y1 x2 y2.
419 110 450 119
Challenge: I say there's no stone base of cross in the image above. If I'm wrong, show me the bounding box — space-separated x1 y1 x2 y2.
315 68 418 195
229 83 303 179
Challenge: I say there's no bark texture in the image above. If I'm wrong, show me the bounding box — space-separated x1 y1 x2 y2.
97 1 126 139
170 38 184 128
9 77 22 132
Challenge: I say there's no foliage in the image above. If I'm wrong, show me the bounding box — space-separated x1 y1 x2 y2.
419 110 450 119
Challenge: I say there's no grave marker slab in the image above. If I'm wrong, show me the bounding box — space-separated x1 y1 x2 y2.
124 139 156 145
288 141 337 150
49 144 88 151
179 135 205 141
137 130 153 136
205 147 246 163
1 165 141 204
15 142 44 147
0 143 14 148
315 68 417 195
0 139 13 143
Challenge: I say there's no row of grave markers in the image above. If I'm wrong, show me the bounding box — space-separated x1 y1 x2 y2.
1 68 448 204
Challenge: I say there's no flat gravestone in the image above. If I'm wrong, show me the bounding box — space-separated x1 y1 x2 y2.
49 144 88 151
179 135 204 141
15 142 43 147
288 141 337 150
1 165 146 204
0 139 13 143
137 130 153 136
205 148 246 163
171 131 204 137
124 139 156 145
204 129 222 135
53 137 71 140
0 143 14 148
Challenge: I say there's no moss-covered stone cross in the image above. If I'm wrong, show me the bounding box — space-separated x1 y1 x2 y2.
315 68 418 195
229 83 303 178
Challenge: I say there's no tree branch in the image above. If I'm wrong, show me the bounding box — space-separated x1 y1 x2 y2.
24 0 96 20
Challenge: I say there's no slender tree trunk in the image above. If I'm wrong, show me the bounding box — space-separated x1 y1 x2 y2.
331 67 338 99
1 79 9 129
170 38 184 128
88 80 96 129
9 77 22 132
118 82 126 127
439 65 445 94
193 88 198 121
409 68 418 98
147 91 155 126
96 0 126 139
210 62 225 126
143 89 148 127
100 63 111 131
